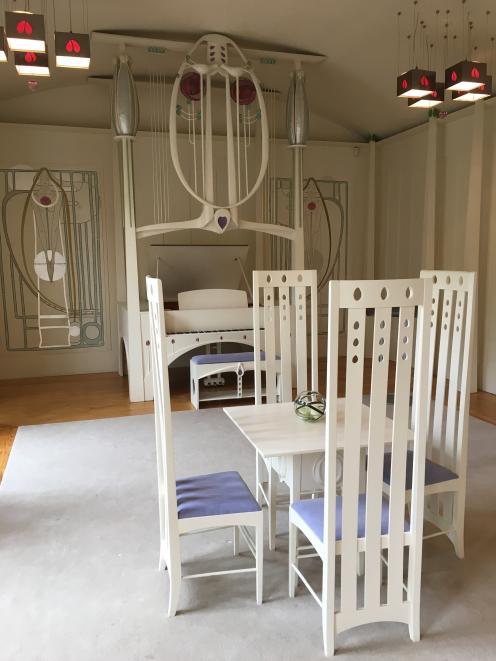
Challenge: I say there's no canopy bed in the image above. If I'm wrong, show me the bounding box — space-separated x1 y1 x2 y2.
110 32 338 401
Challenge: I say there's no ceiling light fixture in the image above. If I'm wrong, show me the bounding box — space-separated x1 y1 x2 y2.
397 68 436 98
55 32 90 69
5 11 46 53
408 82 445 108
445 59 487 91
452 74 492 101
15 51 50 76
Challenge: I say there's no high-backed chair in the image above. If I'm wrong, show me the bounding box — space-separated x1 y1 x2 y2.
289 278 432 656
384 270 476 558
252 269 319 550
146 276 263 615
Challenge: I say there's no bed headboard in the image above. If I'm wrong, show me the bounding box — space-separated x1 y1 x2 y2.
178 289 248 310
148 244 250 302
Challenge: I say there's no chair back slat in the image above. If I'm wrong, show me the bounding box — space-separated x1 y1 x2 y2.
278 285 293 401
339 307 366 615
146 276 179 569
263 285 278 404
421 271 476 476
253 270 319 404
387 304 415 607
431 289 454 463
324 278 431 628
363 306 392 609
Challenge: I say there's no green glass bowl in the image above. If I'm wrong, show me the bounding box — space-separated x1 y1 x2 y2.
294 390 326 422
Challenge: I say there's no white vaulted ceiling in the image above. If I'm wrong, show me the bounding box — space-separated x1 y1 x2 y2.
0 0 493 140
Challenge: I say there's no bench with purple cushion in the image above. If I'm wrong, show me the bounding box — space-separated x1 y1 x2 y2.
190 350 278 410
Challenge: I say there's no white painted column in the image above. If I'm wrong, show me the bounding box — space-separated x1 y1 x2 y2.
291 146 305 269
464 102 485 392
118 136 145 401
422 115 438 270
365 139 376 279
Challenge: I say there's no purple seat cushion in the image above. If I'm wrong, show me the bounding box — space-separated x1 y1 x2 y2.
383 450 458 489
190 351 265 365
290 494 406 543
176 470 261 519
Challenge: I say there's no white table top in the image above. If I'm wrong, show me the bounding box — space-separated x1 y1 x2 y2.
224 399 398 459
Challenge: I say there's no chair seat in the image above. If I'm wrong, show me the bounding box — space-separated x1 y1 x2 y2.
290 494 406 543
176 470 261 519
190 352 265 366
383 450 458 489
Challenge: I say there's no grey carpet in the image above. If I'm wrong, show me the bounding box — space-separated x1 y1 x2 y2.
0 409 495 661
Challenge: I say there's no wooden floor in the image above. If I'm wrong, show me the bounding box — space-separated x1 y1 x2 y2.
0 366 495 481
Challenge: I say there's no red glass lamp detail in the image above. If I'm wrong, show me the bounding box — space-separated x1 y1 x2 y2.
66 39 81 54
230 78 257 105
16 20 33 36
180 71 203 101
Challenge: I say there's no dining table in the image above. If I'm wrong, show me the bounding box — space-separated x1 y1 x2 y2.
223 399 401 506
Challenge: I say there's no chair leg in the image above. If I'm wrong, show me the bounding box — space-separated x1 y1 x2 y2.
268 465 277 551
233 526 239 556
158 550 167 572
288 520 298 597
167 558 182 617
255 517 264 605
449 490 465 559
322 573 335 657
407 545 421 642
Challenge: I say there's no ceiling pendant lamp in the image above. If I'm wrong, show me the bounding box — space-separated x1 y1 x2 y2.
5 11 46 53
397 68 436 98
408 82 445 108
0 27 8 62
452 74 492 102
55 32 90 69
445 60 487 92
14 51 50 76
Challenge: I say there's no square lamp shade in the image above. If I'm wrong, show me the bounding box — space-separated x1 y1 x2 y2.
452 75 492 102
15 51 50 76
55 32 90 69
0 27 8 62
5 11 46 53
445 60 488 92
397 68 436 98
408 82 445 108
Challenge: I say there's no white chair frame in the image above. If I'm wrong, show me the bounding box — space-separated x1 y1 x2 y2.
289 278 432 656
252 269 319 550
417 270 476 557
146 276 263 615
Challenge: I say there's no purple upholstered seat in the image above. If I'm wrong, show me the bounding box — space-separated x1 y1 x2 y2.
176 470 261 519
290 494 407 543
190 351 264 365
383 450 458 489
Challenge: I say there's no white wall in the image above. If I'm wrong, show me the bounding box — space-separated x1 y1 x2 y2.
375 126 427 279
375 99 496 394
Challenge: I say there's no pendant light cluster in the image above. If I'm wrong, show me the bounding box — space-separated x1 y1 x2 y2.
396 1 495 110
0 0 90 78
